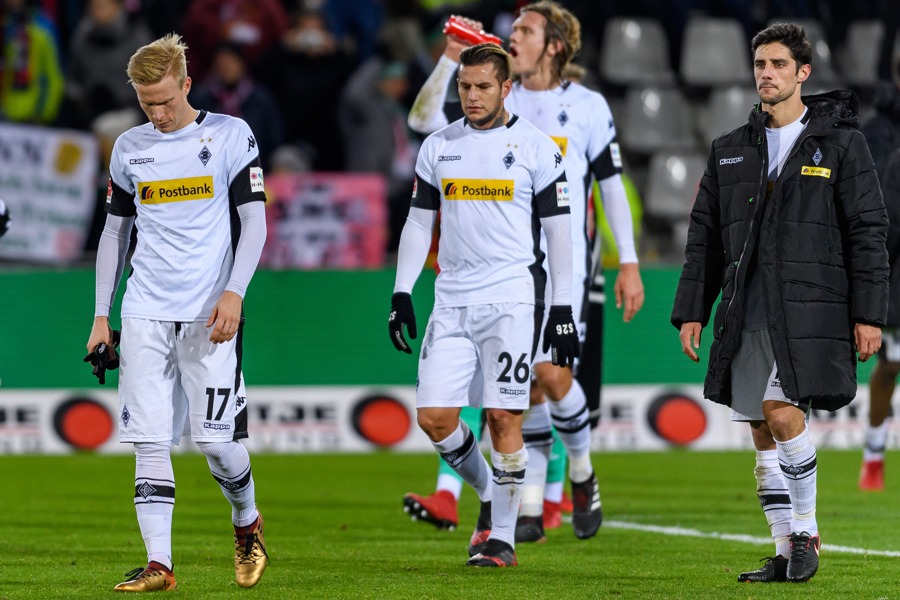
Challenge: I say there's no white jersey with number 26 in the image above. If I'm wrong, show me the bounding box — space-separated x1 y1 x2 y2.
412 115 569 308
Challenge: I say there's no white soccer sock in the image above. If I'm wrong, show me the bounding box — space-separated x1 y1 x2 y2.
544 480 564 503
754 449 792 557
432 421 491 501
548 381 593 482
488 446 528 548
134 442 174 570
520 404 553 517
776 428 818 535
436 473 464 499
199 441 259 527
864 421 889 462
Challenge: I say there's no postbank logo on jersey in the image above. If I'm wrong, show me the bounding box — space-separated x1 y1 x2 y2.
442 179 514 201
138 176 215 204
550 136 568 157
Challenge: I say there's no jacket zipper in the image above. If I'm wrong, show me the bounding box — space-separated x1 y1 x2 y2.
720 132 768 338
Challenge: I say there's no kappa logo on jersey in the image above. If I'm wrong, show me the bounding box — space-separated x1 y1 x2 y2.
550 136 568 157
129 157 154 165
554 152 563 167
198 145 212 166
247 136 256 152
442 179 514 201
556 181 570 208
249 166 265 193
720 156 744 165
138 176 215 204
503 151 516 169
438 155 461 161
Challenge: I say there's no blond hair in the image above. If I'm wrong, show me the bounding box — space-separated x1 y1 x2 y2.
519 1 582 82
127 33 189 87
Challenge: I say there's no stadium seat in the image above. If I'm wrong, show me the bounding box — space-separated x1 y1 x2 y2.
680 17 751 87
619 86 697 155
644 151 707 222
699 86 759 148
835 20 885 88
599 17 676 86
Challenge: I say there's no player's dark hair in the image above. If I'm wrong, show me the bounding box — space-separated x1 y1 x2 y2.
459 43 513 84
519 1 582 83
751 23 812 70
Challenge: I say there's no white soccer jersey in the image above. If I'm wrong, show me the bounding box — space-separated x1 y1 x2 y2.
413 115 569 307
505 82 623 286
107 111 266 321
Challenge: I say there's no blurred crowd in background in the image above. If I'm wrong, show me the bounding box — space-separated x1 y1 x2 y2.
0 0 897 264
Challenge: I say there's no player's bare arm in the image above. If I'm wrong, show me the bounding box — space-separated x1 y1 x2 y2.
615 262 644 323
207 291 243 343
855 323 882 363
679 322 702 363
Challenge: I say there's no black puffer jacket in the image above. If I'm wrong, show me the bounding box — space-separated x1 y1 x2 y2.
883 148 900 326
671 90 889 411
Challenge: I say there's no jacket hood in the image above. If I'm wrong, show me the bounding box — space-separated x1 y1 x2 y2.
750 89 860 132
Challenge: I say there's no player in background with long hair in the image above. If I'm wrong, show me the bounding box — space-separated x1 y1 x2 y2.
404 1 644 543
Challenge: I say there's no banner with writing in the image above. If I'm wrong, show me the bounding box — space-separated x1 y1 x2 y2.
0 123 99 262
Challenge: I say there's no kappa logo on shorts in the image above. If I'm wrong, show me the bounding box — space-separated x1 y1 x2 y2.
499 387 527 395
203 422 231 431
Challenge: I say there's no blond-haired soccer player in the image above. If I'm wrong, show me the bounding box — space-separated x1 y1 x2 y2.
85 34 269 591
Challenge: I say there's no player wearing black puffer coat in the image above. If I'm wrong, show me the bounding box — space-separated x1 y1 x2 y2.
671 90 889 411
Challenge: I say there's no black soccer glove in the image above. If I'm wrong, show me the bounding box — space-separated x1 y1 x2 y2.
542 305 580 368
83 330 121 385
388 292 417 353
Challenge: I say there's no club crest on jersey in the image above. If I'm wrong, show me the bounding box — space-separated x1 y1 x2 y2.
556 181 570 208
503 151 515 169
442 178 514 201
198 145 212 166
249 166 264 193
812 147 823 165
138 176 215 204
557 110 569 127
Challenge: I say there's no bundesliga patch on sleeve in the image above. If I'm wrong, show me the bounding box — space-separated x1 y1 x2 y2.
556 181 570 207
412 176 418 198
610 143 622 168
249 167 265 193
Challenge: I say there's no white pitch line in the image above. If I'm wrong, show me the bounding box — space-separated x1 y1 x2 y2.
605 520 900 558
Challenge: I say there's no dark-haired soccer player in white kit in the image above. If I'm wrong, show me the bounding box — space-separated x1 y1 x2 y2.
405 1 644 543
388 42 580 567
84 34 269 592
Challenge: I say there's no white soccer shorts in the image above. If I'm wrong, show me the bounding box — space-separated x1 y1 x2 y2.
416 302 540 410
117 318 249 444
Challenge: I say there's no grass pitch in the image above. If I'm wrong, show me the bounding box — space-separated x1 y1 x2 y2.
0 450 896 599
